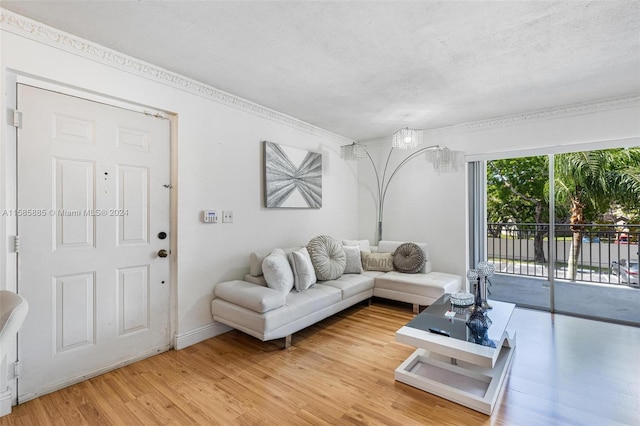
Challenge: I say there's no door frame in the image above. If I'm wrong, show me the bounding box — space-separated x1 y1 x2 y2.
1 72 178 409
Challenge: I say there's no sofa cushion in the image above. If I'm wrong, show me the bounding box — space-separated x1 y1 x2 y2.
262 249 294 292
249 252 266 277
342 239 372 253
361 251 394 272
342 245 363 274
288 247 317 291
214 280 286 313
318 273 374 299
244 274 267 286
374 271 462 300
392 242 425 274
307 235 346 281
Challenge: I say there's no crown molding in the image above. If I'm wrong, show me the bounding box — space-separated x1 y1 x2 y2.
358 95 640 146
424 94 640 138
0 8 352 145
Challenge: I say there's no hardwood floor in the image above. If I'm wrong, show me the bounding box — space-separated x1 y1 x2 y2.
2 300 639 425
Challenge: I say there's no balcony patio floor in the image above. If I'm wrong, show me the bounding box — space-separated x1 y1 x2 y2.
488 273 640 326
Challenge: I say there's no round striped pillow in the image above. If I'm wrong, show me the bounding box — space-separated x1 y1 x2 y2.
306 235 346 281
392 242 425 274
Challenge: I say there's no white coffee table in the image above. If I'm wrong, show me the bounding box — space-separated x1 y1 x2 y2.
395 294 516 415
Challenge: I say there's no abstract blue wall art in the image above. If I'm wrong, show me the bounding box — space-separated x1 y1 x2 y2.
264 141 322 208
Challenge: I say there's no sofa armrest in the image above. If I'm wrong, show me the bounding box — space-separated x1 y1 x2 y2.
214 280 286 313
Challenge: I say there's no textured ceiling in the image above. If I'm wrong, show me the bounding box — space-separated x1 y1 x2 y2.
2 1 639 141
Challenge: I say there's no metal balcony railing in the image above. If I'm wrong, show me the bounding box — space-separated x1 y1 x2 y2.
487 222 640 285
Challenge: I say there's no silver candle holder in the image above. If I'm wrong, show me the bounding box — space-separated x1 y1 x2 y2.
466 262 494 311
476 261 494 310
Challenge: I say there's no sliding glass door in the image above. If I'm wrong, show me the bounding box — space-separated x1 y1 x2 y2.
483 154 552 311
551 149 640 324
477 146 640 326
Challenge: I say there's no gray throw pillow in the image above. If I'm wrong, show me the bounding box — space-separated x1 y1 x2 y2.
306 235 346 281
392 242 426 274
342 245 363 274
262 249 294 292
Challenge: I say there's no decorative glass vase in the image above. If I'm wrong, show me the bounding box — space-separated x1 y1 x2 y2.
466 309 496 348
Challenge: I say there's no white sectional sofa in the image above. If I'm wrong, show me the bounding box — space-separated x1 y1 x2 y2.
211 238 461 347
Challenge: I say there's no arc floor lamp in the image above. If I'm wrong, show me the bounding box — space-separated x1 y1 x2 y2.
341 128 462 243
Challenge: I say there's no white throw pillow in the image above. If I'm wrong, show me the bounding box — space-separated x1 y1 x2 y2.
262 249 294 292
342 239 372 253
342 245 363 274
288 247 317 291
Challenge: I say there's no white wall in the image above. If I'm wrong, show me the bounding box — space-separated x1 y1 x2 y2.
0 15 360 353
359 103 640 284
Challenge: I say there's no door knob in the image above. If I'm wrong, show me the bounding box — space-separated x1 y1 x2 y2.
157 249 169 258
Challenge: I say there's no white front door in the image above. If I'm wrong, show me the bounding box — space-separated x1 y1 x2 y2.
16 84 172 402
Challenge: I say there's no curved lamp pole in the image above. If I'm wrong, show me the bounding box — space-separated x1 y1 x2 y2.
343 143 444 243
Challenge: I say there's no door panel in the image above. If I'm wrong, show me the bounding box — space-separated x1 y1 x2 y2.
54 158 96 249
16 84 171 402
118 265 150 335
54 272 96 352
118 165 149 244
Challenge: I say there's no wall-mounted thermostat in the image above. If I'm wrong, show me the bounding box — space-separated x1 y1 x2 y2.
203 210 218 223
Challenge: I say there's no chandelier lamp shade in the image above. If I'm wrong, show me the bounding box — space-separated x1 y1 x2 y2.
425 146 463 173
392 127 423 150
340 142 367 161
341 128 462 243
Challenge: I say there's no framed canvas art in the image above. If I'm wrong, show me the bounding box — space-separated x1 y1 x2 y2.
264 141 322 208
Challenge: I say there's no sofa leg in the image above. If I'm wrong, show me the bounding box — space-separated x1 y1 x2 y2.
368 297 373 306
413 304 420 314
284 335 292 349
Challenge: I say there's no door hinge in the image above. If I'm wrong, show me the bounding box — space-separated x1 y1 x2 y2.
12 235 20 253
13 361 21 379
144 111 167 120
12 110 23 129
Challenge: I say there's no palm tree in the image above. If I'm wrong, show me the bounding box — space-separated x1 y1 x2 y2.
555 148 640 280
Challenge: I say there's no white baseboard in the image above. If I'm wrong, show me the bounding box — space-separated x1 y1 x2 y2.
0 390 12 418
174 321 231 350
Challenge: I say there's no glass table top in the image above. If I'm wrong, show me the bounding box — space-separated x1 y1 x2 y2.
405 294 513 348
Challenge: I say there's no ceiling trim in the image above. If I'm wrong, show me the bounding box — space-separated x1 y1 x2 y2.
361 94 640 147
0 8 353 145
425 94 640 137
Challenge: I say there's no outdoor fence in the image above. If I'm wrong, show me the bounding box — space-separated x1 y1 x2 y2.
487 222 639 284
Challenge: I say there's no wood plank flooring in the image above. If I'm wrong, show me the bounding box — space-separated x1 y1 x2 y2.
2 300 639 425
